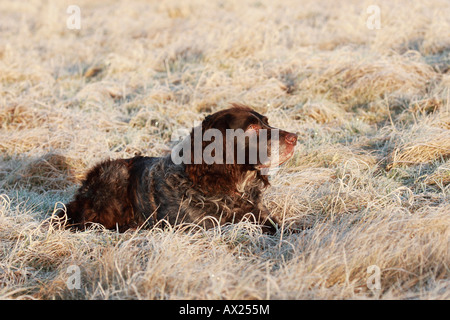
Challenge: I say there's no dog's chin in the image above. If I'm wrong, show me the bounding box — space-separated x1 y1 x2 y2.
255 148 295 170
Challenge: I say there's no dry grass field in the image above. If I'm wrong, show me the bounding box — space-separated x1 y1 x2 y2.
0 0 449 299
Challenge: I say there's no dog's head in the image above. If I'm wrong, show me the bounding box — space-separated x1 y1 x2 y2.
181 104 297 194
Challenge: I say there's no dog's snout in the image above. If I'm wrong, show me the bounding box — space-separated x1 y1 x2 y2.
285 133 298 145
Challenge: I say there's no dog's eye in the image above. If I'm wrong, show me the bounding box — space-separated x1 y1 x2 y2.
247 124 260 132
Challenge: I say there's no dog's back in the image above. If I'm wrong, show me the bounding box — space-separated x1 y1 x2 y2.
62 156 160 231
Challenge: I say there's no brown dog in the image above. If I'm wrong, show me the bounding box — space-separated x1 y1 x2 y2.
57 104 297 234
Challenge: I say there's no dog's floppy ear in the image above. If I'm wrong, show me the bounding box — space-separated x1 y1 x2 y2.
185 111 240 195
